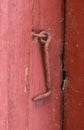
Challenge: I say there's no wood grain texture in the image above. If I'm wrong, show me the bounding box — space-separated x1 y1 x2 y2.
64 0 84 130
0 0 63 130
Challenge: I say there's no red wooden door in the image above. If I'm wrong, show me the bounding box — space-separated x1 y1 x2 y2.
64 0 84 130
0 0 63 130
1 0 84 130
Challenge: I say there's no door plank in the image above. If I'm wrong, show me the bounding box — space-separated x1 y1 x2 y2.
0 0 32 130
29 0 63 130
64 0 84 130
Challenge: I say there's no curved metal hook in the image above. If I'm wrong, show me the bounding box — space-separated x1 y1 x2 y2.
32 31 51 101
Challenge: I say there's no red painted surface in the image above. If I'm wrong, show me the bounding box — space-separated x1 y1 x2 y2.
0 0 32 130
64 0 84 130
0 0 63 130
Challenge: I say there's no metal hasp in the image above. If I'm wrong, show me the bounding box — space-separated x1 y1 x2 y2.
32 31 51 101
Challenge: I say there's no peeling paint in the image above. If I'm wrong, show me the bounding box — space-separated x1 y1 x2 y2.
24 67 29 92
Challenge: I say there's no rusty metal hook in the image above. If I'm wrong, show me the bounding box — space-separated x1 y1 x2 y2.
32 31 51 101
